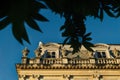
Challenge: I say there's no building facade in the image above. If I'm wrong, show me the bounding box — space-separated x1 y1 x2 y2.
16 42 120 80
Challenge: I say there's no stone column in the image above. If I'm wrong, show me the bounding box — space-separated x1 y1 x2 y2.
106 49 111 58
116 58 120 64
56 49 60 58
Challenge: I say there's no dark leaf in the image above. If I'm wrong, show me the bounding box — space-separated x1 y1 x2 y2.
36 1 47 9
25 17 42 32
0 17 10 30
12 21 30 44
63 37 70 45
60 25 65 31
72 42 81 53
84 37 92 41
84 45 93 52
84 32 91 38
32 13 48 21
83 42 94 52
78 23 86 36
62 29 69 37
12 22 23 44
0 12 7 19
100 8 103 21
68 37 82 53
104 6 115 17
115 8 120 17
0 0 10 18
85 42 94 47
43 0 63 15
31 0 45 12
21 24 30 44
116 12 120 17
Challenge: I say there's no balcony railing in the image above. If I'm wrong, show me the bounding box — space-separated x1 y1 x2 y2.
26 58 120 65
17 58 120 69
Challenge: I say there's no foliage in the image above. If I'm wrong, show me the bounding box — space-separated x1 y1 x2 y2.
0 0 120 52
0 0 48 44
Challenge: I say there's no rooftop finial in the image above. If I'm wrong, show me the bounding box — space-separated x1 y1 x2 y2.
39 41 43 47
22 47 29 57
34 48 42 57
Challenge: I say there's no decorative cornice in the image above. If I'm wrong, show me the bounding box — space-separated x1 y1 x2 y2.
16 64 120 70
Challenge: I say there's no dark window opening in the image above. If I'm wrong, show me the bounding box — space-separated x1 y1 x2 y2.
96 51 106 58
97 52 102 58
51 52 56 58
46 52 51 58
102 52 106 58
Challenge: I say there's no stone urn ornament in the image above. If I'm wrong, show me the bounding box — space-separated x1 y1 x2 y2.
22 47 29 57
34 48 42 57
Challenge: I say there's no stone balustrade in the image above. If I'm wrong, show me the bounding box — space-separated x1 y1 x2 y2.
68 59 90 64
42 58 62 64
17 58 120 69
22 57 120 65
96 58 118 64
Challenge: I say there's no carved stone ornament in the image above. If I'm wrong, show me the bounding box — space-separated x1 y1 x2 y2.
34 48 42 57
22 47 29 57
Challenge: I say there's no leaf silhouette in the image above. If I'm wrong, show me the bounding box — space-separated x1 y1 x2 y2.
32 13 48 21
0 17 10 30
25 17 42 32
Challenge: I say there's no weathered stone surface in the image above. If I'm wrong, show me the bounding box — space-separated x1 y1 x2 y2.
16 42 120 80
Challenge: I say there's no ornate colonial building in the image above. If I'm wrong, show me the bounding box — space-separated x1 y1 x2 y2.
16 42 120 80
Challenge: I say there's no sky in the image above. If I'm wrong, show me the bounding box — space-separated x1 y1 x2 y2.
1 9 120 80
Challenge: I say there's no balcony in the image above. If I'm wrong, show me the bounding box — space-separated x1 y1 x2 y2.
16 58 120 69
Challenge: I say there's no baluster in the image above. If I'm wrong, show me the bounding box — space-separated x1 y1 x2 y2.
84 60 86 64
102 59 104 64
43 60 45 64
97 59 99 64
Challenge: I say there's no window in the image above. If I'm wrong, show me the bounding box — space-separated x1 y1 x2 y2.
95 51 106 58
46 52 51 58
51 52 56 58
102 52 106 58
97 52 102 58
44 51 56 58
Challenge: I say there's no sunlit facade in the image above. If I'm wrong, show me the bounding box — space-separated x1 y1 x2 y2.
16 42 120 80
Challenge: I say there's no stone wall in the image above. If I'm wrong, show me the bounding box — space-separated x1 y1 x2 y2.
16 42 120 80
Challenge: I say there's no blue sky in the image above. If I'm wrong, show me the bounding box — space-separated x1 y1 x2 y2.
1 9 120 80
